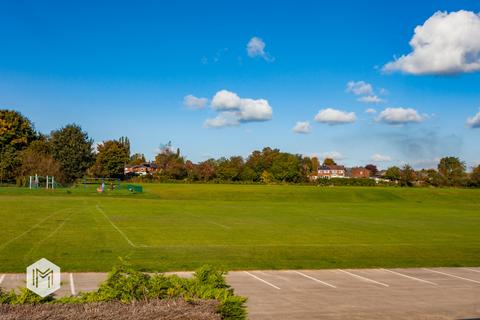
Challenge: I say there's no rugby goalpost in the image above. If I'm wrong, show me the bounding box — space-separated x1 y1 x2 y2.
29 174 55 189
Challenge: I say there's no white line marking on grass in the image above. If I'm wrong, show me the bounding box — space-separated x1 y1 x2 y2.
423 268 480 284
244 271 281 290
337 269 389 287
463 268 480 274
207 221 231 230
96 205 138 248
69 273 76 295
381 269 437 285
0 208 68 252
292 271 336 288
0 274 5 285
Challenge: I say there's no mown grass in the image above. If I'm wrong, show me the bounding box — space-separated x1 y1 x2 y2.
0 184 479 272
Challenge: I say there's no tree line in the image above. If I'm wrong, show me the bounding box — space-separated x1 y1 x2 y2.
1 109 479 187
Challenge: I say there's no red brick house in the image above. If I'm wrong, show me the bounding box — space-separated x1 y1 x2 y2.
124 163 159 176
350 167 371 178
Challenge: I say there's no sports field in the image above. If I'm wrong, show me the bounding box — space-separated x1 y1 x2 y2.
0 184 479 272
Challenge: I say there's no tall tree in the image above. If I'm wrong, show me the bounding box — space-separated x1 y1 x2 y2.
385 166 401 182
129 153 146 165
470 165 480 187
0 110 36 182
50 124 94 182
91 139 129 178
118 136 131 158
437 157 466 186
155 145 187 179
365 164 378 176
17 139 64 184
0 110 36 152
323 158 337 166
400 164 415 187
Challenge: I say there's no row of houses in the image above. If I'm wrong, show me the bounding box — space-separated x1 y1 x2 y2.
310 165 376 179
126 162 380 180
124 163 159 176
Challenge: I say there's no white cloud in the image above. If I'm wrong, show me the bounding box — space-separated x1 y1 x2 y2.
358 95 384 104
292 121 311 134
466 111 480 128
321 151 344 160
371 154 392 162
314 108 356 125
203 112 239 128
365 108 377 114
346 81 373 95
383 10 480 75
205 90 273 128
376 107 424 125
211 90 242 110
183 94 208 109
246 37 274 61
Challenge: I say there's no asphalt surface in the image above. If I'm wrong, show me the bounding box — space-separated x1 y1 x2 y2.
1 267 479 319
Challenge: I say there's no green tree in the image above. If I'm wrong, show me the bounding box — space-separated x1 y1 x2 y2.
17 139 64 184
0 110 36 152
270 153 302 182
384 166 401 182
400 164 415 187
216 156 244 181
0 110 36 182
129 153 146 165
323 158 337 166
91 140 129 178
118 136 131 157
50 124 94 182
0 145 19 183
470 165 480 187
365 164 378 176
155 145 187 180
437 157 466 186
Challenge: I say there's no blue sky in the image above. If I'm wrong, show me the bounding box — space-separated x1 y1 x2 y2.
1 0 479 169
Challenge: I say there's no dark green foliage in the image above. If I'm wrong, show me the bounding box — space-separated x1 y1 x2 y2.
50 124 94 182
400 165 415 187
384 166 401 182
91 139 130 178
0 263 247 320
0 110 36 152
0 145 19 182
0 110 36 182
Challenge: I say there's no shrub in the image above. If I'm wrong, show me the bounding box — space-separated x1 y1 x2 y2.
1 262 247 320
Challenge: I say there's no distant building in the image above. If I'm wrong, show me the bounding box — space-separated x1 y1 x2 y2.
124 163 159 176
349 167 371 178
317 165 346 179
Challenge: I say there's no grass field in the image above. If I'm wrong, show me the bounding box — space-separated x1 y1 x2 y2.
0 184 479 272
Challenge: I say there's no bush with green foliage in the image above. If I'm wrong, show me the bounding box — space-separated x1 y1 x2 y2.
316 177 377 186
0 263 247 320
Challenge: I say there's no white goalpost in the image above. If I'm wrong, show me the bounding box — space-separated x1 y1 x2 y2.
29 174 55 189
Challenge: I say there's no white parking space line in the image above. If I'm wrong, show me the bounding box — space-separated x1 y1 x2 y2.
381 269 437 285
463 268 480 274
244 271 281 290
0 274 5 285
69 273 76 295
423 268 480 284
337 269 389 287
292 271 336 288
